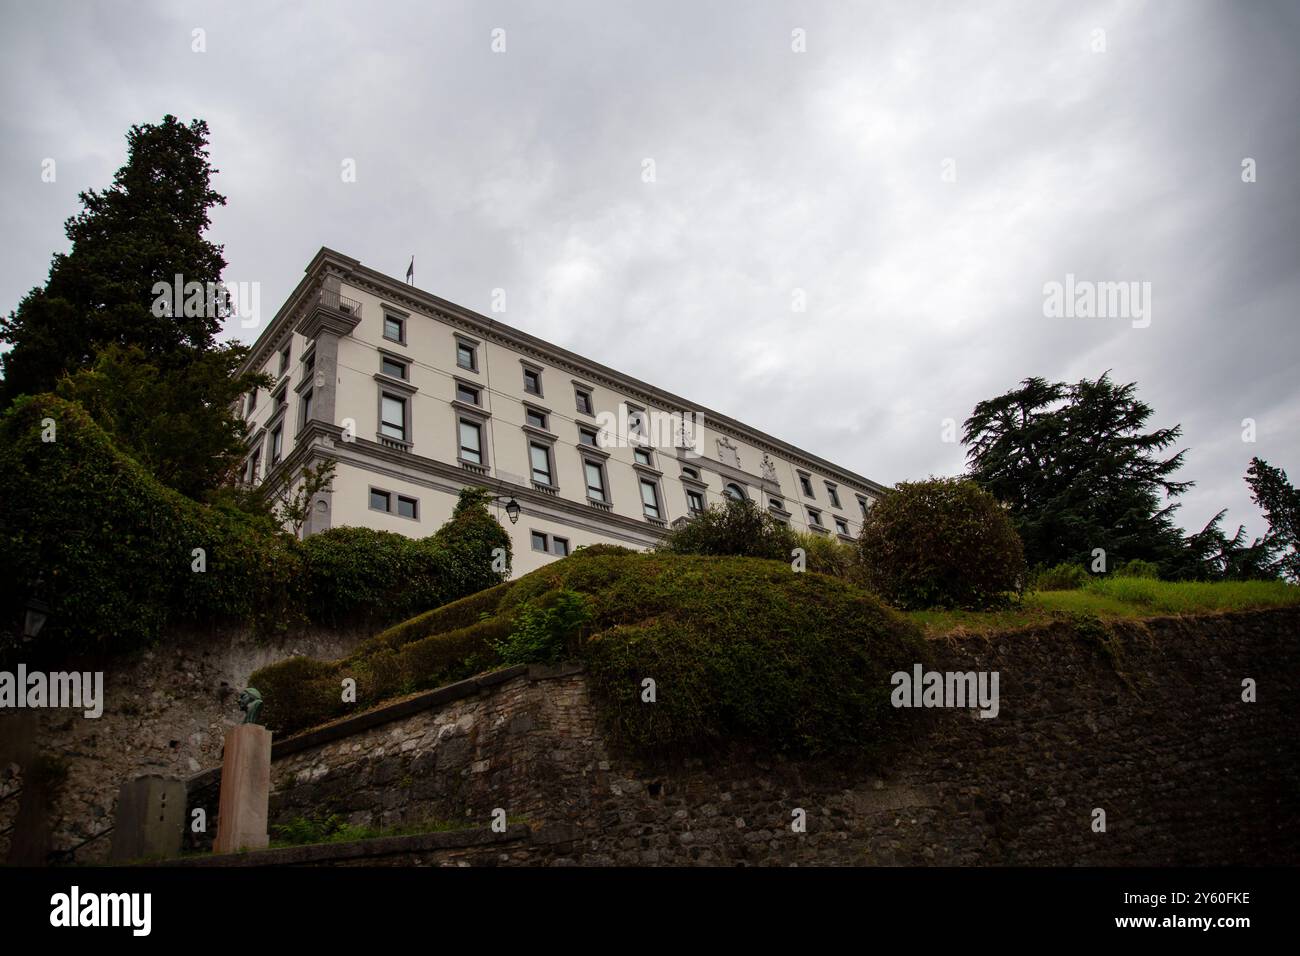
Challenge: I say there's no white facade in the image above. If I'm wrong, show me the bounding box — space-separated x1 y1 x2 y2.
237 249 889 576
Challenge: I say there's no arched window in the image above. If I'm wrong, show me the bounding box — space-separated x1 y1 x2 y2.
724 483 746 501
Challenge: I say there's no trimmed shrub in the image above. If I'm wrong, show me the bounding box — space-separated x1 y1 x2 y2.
0 394 512 661
858 477 1027 609
254 552 930 760
0 394 304 659
1032 563 1090 591
657 497 797 561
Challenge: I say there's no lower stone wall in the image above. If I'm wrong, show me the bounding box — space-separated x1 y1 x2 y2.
4 623 368 865
240 607 1299 866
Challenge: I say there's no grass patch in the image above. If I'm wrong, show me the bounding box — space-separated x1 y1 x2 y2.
907 577 1299 636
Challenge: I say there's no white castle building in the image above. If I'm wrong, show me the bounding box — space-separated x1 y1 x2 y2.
237 249 888 575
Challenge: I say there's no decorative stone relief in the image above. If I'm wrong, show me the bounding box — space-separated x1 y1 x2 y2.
717 437 741 469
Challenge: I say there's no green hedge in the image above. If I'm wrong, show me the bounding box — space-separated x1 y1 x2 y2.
0 394 511 660
251 552 930 759
858 477 1027 609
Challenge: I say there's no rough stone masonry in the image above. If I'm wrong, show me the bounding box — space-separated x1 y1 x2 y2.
185 607 1299 866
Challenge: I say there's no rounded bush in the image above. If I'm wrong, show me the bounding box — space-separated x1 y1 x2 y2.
657 497 797 561
858 477 1026 609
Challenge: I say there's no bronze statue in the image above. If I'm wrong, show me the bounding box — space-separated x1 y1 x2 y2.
237 688 264 726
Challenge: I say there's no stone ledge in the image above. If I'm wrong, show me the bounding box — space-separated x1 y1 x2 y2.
160 823 531 866
185 663 585 790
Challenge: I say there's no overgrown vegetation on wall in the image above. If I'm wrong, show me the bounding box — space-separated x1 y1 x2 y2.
0 395 510 660
251 550 930 757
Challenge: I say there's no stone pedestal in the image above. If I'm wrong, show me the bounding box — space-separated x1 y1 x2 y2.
109 774 186 862
213 724 272 854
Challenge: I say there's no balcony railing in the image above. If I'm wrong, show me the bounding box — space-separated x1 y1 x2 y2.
320 287 362 316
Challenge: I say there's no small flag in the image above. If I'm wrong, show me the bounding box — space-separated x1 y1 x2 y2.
406 256 414 283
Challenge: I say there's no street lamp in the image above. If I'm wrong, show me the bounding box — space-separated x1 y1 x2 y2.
503 497 521 524
23 596 49 641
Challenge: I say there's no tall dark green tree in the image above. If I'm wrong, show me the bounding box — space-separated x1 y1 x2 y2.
1 115 228 401
962 372 1190 572
1245 457 1300 580
1 116 265 498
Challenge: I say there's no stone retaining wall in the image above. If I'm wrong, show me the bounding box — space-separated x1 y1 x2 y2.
185 607 1299 866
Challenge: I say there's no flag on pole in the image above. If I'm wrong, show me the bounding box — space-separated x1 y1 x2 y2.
406 256 414 283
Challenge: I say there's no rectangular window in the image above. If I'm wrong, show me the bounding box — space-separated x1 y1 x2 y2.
248 449 261 483
827 484 842 508
807 508 823 528
301 388 313 426
456 342 477 371
523 367 541 395
769 496 785 512
305 349 316 373
687 489 705 514
579 427 598 447
458 419 482 464
531 531 549 553
634 448 653 467
246 390 257 415
456 382 480 405
584 460 607 501
835 517 849 536
799 474 815 498
574 387 593 416
279 345 290 375
274 386 288 409
369 488 390 512
529 442 553 485
383 314 405 343
640 478 661 519
381 355 407 380
380 394 406 441
526 408 548 430
271 425 283 464
627 408 645 440
552 536 570 557
397 495 418 520
858 496 869 517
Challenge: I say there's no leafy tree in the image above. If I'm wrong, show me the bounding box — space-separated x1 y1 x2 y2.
55 343 268 499
657 497 797 561
1245 457 1300 580
1165 509 1275 581
267 459 337 537
1 115 228 401
963 373 1189 573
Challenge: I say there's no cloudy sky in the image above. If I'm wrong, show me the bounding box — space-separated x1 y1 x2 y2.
2 0 1297 540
